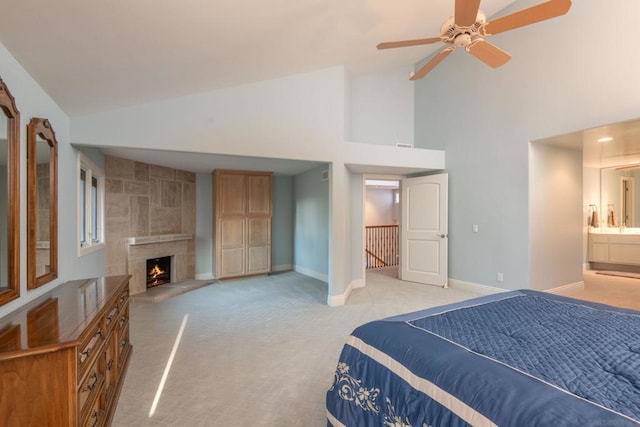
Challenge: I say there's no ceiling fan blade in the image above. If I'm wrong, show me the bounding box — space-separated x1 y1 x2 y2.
455 0 482 27
481 0 572 36
377 37 442 50
410 47 455 80
466 39 511 68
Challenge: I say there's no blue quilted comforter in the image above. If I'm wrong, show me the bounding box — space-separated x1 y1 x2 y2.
326 290 640 426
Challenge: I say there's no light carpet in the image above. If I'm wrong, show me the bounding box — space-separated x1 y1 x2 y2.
112 270 482 426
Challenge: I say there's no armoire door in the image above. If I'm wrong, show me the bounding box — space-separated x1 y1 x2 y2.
214 170 272 279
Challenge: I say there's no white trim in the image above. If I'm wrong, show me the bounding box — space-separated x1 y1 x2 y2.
326 410 346 427
77 151 105 257
79 241 105 256
327 279 364 306
195 272 215 281
351 278 365 289
294 265 328 282
327 281 353 306
271 264 293 273
447 279 507 295
126 234 192 245
545 281 585 294
345 336 497 427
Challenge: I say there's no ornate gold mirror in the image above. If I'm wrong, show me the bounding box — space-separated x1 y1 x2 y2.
0 78 20 305
27 118 58 289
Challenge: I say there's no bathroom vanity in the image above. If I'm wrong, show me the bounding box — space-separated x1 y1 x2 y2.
588 229 640 266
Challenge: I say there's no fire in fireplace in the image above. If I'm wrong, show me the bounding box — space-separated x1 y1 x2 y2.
146 256 171 288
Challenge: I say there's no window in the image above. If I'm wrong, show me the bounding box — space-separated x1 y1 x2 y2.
78 152 105 255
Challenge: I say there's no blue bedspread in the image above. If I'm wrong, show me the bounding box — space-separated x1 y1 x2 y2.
326 291 640 426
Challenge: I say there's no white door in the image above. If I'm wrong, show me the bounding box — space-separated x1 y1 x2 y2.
400 174 448 286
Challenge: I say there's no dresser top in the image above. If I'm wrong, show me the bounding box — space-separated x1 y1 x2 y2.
0 275 130 359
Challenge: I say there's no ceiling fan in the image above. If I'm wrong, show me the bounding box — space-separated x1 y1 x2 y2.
377 0 572 80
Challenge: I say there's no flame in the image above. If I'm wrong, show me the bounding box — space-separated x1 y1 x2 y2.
149 264 165 279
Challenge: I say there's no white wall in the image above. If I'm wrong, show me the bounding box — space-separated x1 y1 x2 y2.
272 175 294 270
414 0 640 290
365 188 397 225
583 166 600 264
293 164 329 281
72 67 347 163
0 42 104 318
349 173 364 287
529 143 583 290
195 173 213 279
349 66 414 146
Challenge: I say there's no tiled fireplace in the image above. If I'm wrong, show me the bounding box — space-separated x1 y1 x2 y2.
126 234 192 295
104 156 196 295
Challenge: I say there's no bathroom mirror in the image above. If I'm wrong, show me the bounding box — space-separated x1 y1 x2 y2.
27 118 58 289
600 165 640 228
0 78 20 306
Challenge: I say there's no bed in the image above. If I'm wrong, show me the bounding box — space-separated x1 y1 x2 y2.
326 290 640 426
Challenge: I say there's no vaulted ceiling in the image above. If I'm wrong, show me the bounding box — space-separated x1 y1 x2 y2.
0 0 518 115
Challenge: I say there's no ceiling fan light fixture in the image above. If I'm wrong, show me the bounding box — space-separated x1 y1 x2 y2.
454 33 473 48
377 0 572 80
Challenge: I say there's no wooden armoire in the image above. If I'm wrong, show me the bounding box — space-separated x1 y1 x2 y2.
213 169 272 279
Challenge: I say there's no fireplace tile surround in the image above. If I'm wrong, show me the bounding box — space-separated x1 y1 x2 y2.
126 234 192 294
105 156 196 295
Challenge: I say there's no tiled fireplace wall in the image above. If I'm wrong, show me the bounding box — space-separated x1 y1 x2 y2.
105 156 196 293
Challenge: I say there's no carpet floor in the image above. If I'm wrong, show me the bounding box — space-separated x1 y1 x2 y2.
112 269 482 426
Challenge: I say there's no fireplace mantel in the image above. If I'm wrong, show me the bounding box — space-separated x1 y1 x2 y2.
125 234 193 294
126 234 192 246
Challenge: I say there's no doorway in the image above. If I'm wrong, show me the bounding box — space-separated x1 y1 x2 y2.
363 176 402 278
364 178 400 278
362 173 449 288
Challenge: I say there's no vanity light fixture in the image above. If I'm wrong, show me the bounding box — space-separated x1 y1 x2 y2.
597 137 613 143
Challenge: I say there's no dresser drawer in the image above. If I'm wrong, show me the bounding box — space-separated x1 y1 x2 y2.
78 321 104 378
81 394 104 427
104 300 119 333
103 332 119 407
118 324 131 373
117 286 129 312
78 360 104 421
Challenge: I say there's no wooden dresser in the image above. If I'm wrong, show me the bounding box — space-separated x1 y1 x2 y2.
0 275 132 426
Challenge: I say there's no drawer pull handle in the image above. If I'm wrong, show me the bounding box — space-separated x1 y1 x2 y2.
107 359 114 371
84 372 98 392
106 308 117 323
90 409 100 427
79 328 103 363
80 347 92 363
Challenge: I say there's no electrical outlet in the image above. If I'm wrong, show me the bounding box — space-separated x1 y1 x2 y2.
497 272 504 282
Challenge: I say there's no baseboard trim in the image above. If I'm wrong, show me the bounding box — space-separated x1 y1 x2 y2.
271 264 293 273
351 278 365 289
328 279 363 307
447 279 507 295
545 281 584 294
293 265 328 283
195 272 215 281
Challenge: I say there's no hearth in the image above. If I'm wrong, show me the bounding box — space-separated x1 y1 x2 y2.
146 256 171 288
